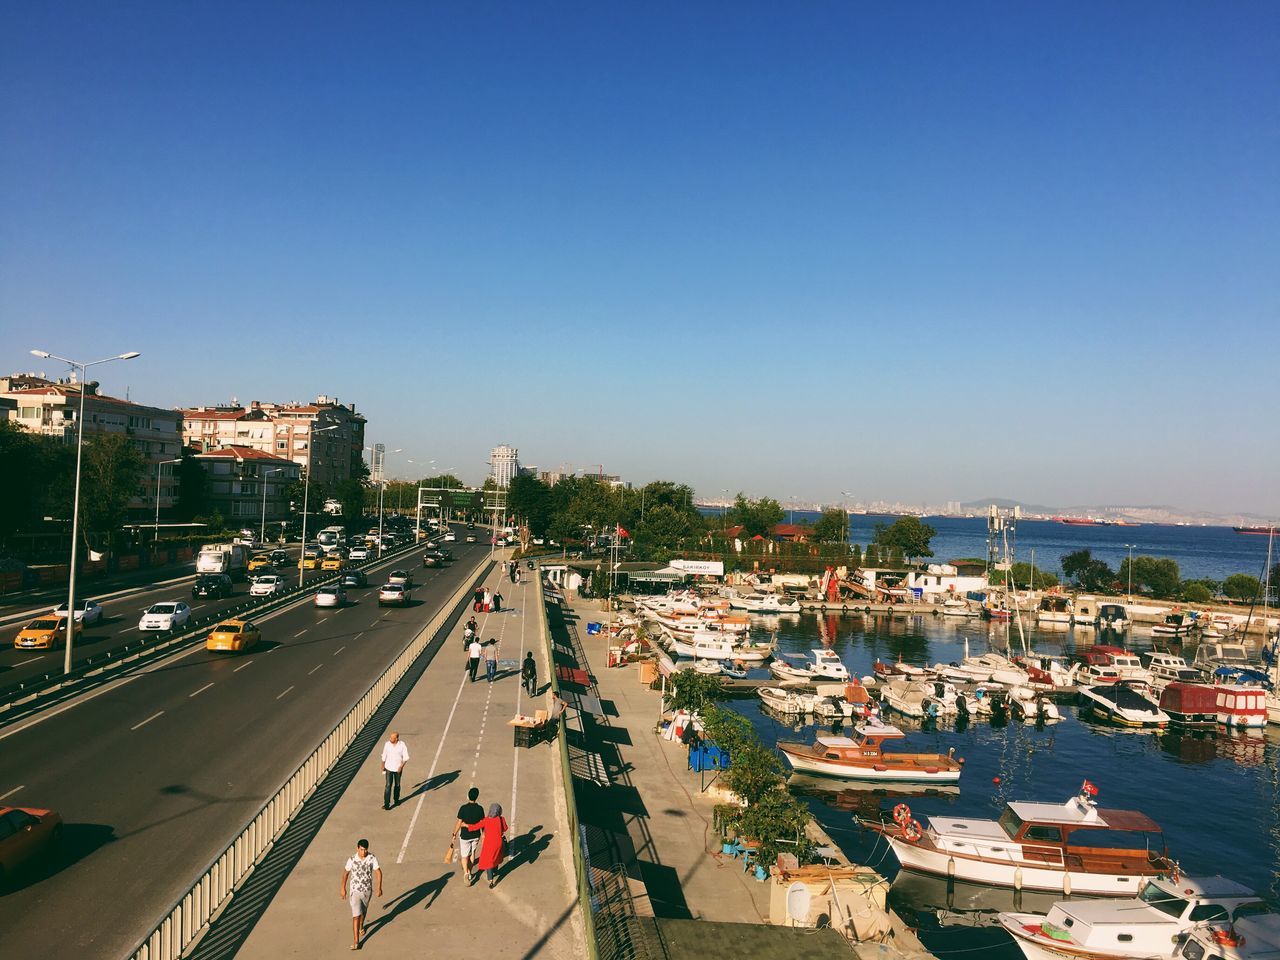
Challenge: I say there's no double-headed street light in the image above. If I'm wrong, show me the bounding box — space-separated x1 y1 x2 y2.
299 424 340 586
154 458 183 543
31 347 141 674
260 467 284 546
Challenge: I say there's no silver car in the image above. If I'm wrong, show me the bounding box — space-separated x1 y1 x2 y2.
54 599 104 626
314 586 347 608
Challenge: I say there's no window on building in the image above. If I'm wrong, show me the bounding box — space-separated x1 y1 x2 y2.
18 406 41 419
277 441 287 450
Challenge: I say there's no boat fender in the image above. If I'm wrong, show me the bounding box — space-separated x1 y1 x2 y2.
892 803 912 825
900 819 923 842
1063 873 1071 897
1014 867 1023 891
873 764 888 772
947 857 956 878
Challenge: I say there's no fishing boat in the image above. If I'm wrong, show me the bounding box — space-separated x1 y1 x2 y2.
880 678 960 718
998 873 1264 960
861 782 1172 895
1008 685 1062 723
1078 683 1169 728
769 649 850 682
777 723 963 783
1151 612 1194 637
1098 603 1130 630
1173 909 1280 960
1142 651 1201 689
1036 595 1073 625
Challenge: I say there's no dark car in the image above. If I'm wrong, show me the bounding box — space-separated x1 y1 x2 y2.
192 574 234 599
269 549 290 567
466 522 475 530
339 570 368 589
422 553 441 568
434 547 453 561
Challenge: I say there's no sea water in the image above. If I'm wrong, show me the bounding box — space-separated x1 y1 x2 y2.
726 611 1280 957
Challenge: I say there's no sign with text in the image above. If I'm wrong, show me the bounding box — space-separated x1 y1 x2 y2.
670 559 724 576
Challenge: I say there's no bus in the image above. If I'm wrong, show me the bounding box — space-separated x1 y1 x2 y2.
316 526 346 554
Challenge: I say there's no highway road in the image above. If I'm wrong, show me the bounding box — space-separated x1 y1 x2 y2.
0 544 403 693
0 530 491 960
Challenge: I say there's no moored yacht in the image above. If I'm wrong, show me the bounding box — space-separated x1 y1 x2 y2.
1036 595 1073 625
998 873 1264 960
861 783 1171 895
1142 651 1200 688
880 678 960 718
726 591 801 614
1078 683 1169 728
1098 603 1129 630
769 649 850 682
778 723 963 783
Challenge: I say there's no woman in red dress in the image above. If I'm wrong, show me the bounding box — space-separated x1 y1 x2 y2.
469 802 508 888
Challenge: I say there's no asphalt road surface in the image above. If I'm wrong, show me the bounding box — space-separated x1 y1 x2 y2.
0 531 491 960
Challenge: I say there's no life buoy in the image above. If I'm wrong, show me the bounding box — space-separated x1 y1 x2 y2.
1211 928 1245 947
900 819 923 842
892 803 912 825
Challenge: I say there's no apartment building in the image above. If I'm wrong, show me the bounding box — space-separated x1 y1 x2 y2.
181 395 366 489
191 446 301 524
489 444 520 488
2 378 183 520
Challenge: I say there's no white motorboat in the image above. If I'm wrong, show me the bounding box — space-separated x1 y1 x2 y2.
1174 911 1280 960
862 786 1172 896
998 873 1264 960
668 632 736 661
952 652 1028 687
770 649 849 682
1192 641 1257 676
956 685 996 717
727 591 801 614
1008 685 1062 723
1072 594 1100 627
880 678 960 718
1015 654 1081 691
693 659 722 676
1097 603 1129 630
1078 683 1169 728
758 685 817 715
812 696 855 720
1151 612 1193 637
940 597 980 617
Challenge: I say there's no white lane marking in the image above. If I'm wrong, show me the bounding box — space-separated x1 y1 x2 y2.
0 675 139 744
131 711 164 731
0 785 24 801
369 618 381 627
120 626 137 633
397 665 472 864
293 629 307 638
308 664 323 676
333 645 347 656
234 659 254 673
189 682 215 698
276 685 294 700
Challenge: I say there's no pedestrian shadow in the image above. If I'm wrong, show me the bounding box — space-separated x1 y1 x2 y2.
497 826 554 884
404 770 459 802
362 872 451 942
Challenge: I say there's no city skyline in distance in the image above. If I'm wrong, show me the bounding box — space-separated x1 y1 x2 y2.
2 4 1276 517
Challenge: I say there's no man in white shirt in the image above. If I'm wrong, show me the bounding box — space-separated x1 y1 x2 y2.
468 638 483 682
341 838 382 949
380 731 409 810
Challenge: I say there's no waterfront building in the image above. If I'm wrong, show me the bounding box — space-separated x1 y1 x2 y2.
192 446 301 525
490 443 520 488
2 377 183 522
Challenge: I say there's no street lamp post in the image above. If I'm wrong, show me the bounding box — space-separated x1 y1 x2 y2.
153 457 183 542
31 348 141 674
299 424 340 586
260 467 284 546
1124 543 1136 599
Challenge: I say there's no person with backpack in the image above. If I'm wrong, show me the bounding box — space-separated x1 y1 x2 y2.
521 651 538 697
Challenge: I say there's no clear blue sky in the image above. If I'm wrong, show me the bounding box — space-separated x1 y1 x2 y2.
2 2 1277 515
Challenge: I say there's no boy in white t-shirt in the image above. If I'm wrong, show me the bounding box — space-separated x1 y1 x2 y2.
341 839 382 950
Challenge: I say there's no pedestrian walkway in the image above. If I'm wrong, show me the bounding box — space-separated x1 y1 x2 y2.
234 560 583 958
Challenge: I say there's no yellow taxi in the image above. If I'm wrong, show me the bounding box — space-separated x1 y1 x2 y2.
298 551 322 570
15 616 81 650
321 554 347 571
247 554 274 572
206 618 261 653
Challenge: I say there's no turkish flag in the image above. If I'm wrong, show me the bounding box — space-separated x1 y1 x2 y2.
1082 780 1099 797
616 525 630 538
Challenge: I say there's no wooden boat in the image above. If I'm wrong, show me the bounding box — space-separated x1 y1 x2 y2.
1151 612 1193 637
998 873 1263 960
873 656 929 682
777 724 963 783
862 784 1172 895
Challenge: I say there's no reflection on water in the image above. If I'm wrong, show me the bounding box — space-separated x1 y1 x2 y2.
888 870 1067 928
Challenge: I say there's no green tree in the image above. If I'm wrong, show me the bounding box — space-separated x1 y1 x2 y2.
811 508 850 544
1119 555 1181 599
1007 562 1060 590
1060 549 1116 592
636 504 696 551
1223 573 1262 601
337 477 368 524
728 493 784 539
667 671 724 713
0 421 74 538
79 433 145 547
174 450 211 522
508 474 553 537
873 516 936 560
850 544 862 567
1182 582 1213 603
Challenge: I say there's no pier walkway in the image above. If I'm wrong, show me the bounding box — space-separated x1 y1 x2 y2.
225 559 583 958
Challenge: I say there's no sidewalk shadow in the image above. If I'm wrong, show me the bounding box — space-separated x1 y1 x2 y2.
496 826 554 884
362 872 451 942
404 770 459 802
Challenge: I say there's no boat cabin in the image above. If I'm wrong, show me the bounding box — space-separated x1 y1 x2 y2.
1037 595 1072 618
1098 603 1129 628
1160 682 1219 726
824 724 908 757
991 797 1167 866
1193 642 1256 671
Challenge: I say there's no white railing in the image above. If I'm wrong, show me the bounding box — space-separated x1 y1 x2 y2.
128 553 494 960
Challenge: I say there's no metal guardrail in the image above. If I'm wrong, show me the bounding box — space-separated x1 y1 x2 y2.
0 539 427 722
127 549 494 960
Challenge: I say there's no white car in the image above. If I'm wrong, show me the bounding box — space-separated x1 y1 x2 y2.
465 535 477 544
314 586 347 608
348 545 370 561
237 535 259 552
387 569 414 587
139 601 192 632
443 532 456 542
250 575 286 597
378 583 410 607
54 599 104 626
